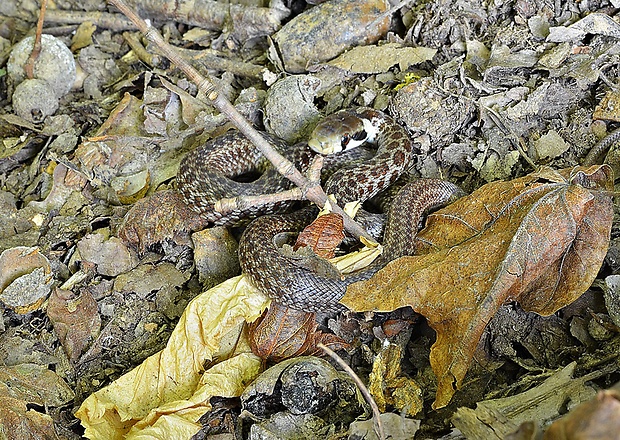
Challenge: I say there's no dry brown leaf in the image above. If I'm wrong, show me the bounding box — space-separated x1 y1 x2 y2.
249 305 319 362
47 287 101 363
0 396 59 440
294 213 345 259
326 43 437 74
249 303 348 362
118 189 205 252
343 165 614 408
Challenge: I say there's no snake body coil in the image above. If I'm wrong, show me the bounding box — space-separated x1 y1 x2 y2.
178 108 463 312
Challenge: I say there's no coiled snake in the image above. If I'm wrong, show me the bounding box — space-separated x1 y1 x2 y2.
178 108 463 312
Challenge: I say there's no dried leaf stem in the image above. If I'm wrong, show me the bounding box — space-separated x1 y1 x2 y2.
483 105 538 170
25 0 49 79
106 0 374 243
318 343 385 440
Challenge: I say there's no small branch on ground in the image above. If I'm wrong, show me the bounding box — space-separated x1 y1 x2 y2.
215 156 325 215
483 106 538 170
106 0 375 243
178 47 267 78
46 9 137 32
48 0 288 36
318 343 386 440
214 188 303 216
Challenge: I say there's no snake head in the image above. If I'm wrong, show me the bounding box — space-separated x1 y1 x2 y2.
308 110 377 154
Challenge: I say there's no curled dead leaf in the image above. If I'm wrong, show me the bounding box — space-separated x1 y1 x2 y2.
47 287 101 363
249 303 348 362
294 213 345 259
343 165 614 408
118 189 205 252
249 305 319 362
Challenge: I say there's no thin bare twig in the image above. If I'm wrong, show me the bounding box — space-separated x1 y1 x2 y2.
215 188 303 216
47 0 288 37
179 48 267 78
318 343 385 440
25 0 49 79
46 9 137 32
214 156 324 215
106 0 375 243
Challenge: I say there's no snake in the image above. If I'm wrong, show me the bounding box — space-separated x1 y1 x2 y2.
178 108 463 312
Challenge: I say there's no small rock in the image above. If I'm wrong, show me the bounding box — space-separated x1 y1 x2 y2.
242 357 364 429
0 267 53 313
11 78 59 123
270 0 389 73
192 227 240 288
604 275 620 328
7 34 76 99
264 75 322 143
0 246 53 313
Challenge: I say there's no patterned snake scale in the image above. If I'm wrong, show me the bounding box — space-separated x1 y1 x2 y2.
178 108 463 312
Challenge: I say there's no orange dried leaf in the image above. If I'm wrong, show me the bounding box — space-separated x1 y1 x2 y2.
249 303 348 362
249 304 318 362
294 213 345 259
343 165 614 409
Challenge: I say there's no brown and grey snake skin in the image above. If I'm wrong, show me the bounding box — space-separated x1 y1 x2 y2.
178 108 463 312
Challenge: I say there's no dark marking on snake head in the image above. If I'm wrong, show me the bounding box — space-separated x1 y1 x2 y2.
352 130 367 141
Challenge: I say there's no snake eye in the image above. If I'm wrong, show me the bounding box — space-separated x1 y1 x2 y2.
341 134 350 149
